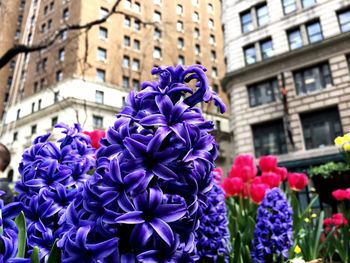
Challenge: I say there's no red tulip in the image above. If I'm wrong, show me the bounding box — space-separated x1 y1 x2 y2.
83 130 106 149
275 167 288 181
259 155 278 172
249 183 269 204
288 173 308 191
331 213 348 227
332 189 348 201
261 171 281 188
229 154 257 182
221 177 243 197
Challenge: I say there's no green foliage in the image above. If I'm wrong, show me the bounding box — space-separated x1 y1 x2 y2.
15 211 26 258
47 239 62 263
30 247 40 263
308 162 350 179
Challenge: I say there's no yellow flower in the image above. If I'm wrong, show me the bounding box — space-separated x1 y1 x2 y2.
344 143 350 152
344 133 350 143
294 245 301 254
311 213 317 218
334 136 345 146
304 218 310 223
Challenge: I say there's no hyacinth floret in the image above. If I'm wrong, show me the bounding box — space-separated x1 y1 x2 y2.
15 124 95 259
59 64 226 262
251 188 293 263
195 181 230 262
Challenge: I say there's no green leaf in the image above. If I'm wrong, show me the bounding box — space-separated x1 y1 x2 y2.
15 211 26 258
47 239 62 263
232 232 241 263
30 246 40 263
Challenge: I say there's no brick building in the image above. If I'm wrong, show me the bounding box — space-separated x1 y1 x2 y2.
222 0 350 168
0 0 231 180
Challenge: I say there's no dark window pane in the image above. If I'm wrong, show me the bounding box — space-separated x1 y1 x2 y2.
301 108 342 149
306 21 323 43
248 78 279 107
293 62 332 95
282 0 297 14
338 9 350 32
253 120 287 157
244 45 256 64
241 11 253 33
260 39 273 59
288 29 303 50
257 4 269 27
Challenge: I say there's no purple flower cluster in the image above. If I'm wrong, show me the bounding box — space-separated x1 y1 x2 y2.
15 124 95 259
195 181 230 262
58 65 226 262
251 188 293 263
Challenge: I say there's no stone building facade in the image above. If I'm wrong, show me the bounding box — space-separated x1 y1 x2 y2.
222 0 350 166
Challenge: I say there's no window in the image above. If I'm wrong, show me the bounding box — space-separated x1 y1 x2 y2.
93 115 103 129
124 16 131 27
178 38 184 49
58 48 65 62
240 11 253 33
123 56 130 68
10 60 16 70
134 20 141 31
134 2 141 12
282 0 297 14
176 4 183 15
124 36 131 47
153 47 162 59
153 11 161 22
338 8 350 33
7 76 12 87
132 79 139 91
195 44 201 55
178 55 185 65
16 109 21 120
63 8 69 19
215 120 221 131
50 1 54 10
60 30 67 40
213 84 219 93
252 120 287 157
48 19 52 29
208 3 214 13
41 23 46 33
54 91 59 103
125 0 132 9
122 76 129 88
44 5 48 15
257 3 269 27
97 47 107 60
193 12 199 22
260 38 273 59
13 132 18 142
154 0 161 5
95 90 104 104
154 28 161 39
211 50 217 61
51 116 58 127
40 78 45 89
132 59 140 71
302 0 316 8
244 45 257 65
306 21 323 43
31 124 37 135
31 102 35 113
288 28 303 50
56 70 63 82
294 62 332 95
100 7 109 19
96 69 106 82
248 78 279 107
194 28 200 39
34 82 39 93
134 39 140 50
347 54 350 70
99 27 108 39
212 67 218 77
301 108 342 149
208 19 214 29
209 34 215 45
38 99 42 110
192 0 199 6
42 58 48 71
177 21 183 31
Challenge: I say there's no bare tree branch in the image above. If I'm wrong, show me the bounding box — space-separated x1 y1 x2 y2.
0 0 126 69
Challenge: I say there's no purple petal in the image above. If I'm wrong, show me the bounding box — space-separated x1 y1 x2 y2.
124 170 146 192
149 218 174 246
149 188 162 211
155 204 187 223
130 223 153 246
155 95 173 119
140 114 167 126
115 211 144 224
152 164 178 180
124 138 147 158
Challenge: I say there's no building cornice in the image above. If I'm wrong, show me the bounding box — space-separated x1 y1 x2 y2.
222 31 350 91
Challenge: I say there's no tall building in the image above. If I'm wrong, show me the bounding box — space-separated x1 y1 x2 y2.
0 0 231 180
222 0 350 169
